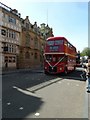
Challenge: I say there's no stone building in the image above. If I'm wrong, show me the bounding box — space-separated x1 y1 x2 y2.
0 2 21 70
18 16 54 69
0 2 54 70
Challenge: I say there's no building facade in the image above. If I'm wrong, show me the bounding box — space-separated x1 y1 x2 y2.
0 2 54 70
0 2 21 70
18 16 54 69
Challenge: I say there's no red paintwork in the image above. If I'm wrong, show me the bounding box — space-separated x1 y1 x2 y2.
44 36 77 74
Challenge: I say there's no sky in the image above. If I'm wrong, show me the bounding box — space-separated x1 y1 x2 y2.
0 0 88 52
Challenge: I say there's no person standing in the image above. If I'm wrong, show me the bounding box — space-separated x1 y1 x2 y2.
85 57 90 92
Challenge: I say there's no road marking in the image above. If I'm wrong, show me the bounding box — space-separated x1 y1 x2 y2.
13 86 17 89
35 112 40 116
13 86 38 97
19 107 24 110
7 102 11 105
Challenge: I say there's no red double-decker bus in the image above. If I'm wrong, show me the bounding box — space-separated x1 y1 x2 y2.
43 36 77 74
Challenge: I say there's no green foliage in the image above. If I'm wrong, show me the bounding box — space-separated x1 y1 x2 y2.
80 47 90 56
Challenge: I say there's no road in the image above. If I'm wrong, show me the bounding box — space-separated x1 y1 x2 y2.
2 67 89 119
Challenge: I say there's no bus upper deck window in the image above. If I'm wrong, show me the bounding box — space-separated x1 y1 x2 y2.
55 40 63 45
47 41 54 46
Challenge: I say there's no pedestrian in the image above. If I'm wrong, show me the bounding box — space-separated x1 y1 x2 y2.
80 69 86 80
80 62 87 80
84 57 90 92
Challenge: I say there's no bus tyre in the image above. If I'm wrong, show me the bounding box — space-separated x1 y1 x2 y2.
64 67 68 75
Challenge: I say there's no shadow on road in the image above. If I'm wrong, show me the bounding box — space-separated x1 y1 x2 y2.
57 68 86 81
40 67 86 82
2 67 86 118
2 87 44 118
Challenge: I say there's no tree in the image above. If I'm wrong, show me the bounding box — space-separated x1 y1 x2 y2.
80 47 90 57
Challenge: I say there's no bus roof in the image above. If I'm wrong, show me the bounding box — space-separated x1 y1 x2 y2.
47 36 76 49
47 36 67 41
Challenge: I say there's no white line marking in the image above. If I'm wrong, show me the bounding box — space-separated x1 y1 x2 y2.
13 86 17 89
13 86 38 97
19 107 24 110
7 102 11 105
35 112 40 116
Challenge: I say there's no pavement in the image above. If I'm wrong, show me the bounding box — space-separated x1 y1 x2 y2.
1 66 44 75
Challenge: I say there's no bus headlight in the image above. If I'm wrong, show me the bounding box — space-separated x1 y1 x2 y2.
45 67 47 69
60 67 62 70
